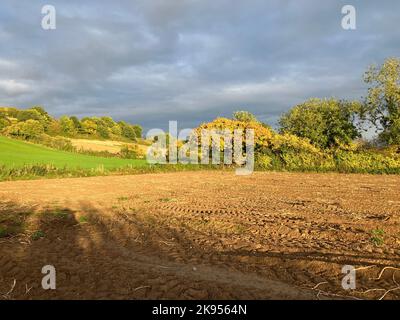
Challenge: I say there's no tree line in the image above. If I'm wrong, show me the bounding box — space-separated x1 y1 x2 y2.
194 58 400 173
1 57 398 153
0 107 142 142
278 57 400 149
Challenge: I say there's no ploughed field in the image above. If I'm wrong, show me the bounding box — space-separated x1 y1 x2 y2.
1 171 400 299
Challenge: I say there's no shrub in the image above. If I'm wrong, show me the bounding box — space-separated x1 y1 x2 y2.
194 117 274 152
255 153 276 170
334 150 400 174
264 133 335 171
34 134 75 152
3 120 44 139
233 111 258 122
97 125 110 139
31 230 45 240
270 133 321 154
59 116 76 136
370 229 385 246
0 116 10 130
120 144 144 159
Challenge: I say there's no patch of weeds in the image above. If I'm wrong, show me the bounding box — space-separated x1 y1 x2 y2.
233 224 248 235
117 196 129 201
0 225 22 238
159 198 177 203
0 210 33 237
0 226 9 238
370 229 385 246
45 208 71 220
31 230 45 240
78 215 89 224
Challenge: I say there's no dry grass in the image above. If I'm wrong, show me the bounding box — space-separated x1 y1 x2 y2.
69 138 148 154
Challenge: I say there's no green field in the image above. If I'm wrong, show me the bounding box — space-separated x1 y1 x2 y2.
0 136 147 169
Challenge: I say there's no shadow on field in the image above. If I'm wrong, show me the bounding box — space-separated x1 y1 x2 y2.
1 199 399 300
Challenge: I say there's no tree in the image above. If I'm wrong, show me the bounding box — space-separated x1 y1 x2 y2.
100 116 116 129
4 120 44 139
16 109 42 122
0 114 10 130
97 125 110 139
59 116 76 136
122 125 136 141
132 125 142 138
69 116 82 132
47 120 62 136
30 106 52 121
118 121 137 141
233 111 258 122
29 106 52 131
111 124 122 136
81 119 97 135
3 107 19 118
279 98 361 149
364 57 400 145
194 117 274 153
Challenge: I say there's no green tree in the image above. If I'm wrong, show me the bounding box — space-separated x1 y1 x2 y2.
279 98 361 149
132 124 142 138
118 121 136 141
233 110 258 122
0 114 10 130
364 57 400 145
29 106 53 132
4 120 44 139
69 116 82 133
30 106 52 121
81 119 97 135
111 124 122 136
97 125 110 139
47 120 62 136
100 116 116 129
59 116 76 136
16 109 42 122
3 107 19 118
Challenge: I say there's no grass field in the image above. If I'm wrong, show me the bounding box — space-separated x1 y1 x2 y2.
0 136 147 169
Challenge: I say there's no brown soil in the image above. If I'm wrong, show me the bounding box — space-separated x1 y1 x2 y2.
1 171 400 300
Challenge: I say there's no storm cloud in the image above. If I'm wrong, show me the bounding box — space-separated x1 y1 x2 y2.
0 0 399 131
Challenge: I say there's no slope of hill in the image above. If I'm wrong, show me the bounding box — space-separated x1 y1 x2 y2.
0 136 147 169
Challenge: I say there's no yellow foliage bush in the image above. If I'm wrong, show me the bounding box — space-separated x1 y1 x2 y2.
192 116 400 174
194 117 273 150
334 150 400 173
270 133 322 155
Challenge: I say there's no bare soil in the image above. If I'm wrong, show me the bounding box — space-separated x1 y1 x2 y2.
1 171 400 300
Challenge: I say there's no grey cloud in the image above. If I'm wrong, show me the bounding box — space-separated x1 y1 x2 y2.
0 0 399 131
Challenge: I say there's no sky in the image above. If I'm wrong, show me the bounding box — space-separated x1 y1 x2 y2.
0 0 399 132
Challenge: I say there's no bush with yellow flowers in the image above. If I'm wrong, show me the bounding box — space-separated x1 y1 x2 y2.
193 116 400 174
193 117 273 151
334 150 400 174
264 133 335 171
